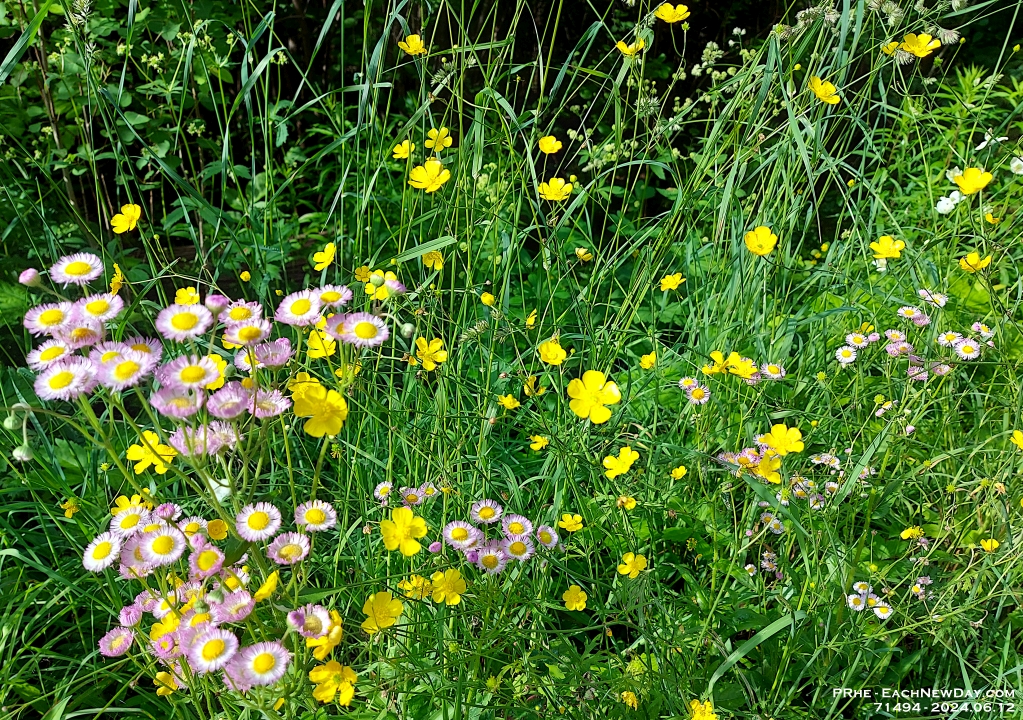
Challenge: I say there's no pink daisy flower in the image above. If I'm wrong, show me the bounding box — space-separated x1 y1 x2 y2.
255 338 293 367
76 293 124 323
760 363 786 379
169 425 223 457
188 545 226 580
187 627 239 673
204 294 231 315
373 481 393 502
252 388 291 418
266 532 310 565
235 503 282 542
535 525 559 549
223 318 272 347
150 387 205 418
139 526 188 566
98 626 134 657
26 339 72 370
443 520 479 551
502 514 533 538
209 421 243 451
34 358 98 401
501 535 535 561
475 541 509 574
219 301 262 325
318 284 352 308
208 382 253 419
325 312 389 347
123 336 163 362
23 302 75 336
287 604 332 638
686 385 711 404
156 304 214 342
54 317 105 349
50 252 103 285
158 354 221 390
212 590 255 624
275 289 322 326
954 338 980 359
470 499 504 524
89 341 130 367
228 641 290 686
294 500 337 532
83 531 122 572
99 349 158 390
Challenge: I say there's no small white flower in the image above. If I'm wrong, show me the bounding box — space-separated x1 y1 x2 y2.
1010 157 1023 175
945 166 962 183
974 131 1007 152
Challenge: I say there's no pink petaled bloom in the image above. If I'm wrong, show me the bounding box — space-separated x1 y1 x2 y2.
119 538 152 579
907 366 929 382
76 293 125 323
867 332 881 343
911 312 931 327
429 541 443 553
760 363 786 379
743 372 762 386
266 532 311 565
26 339 72 370
83 531 123 572
150 634 179 661
972 322 995 339
205 294 231 315
535 524 559 549
150 387 205 418
187 627 240 674
24 302 75 336
234 347 264 372
399 486 424 506
207 382 253 419
155 503 182 521
373 481 393 503
954 338 980 359
89 340 130 366
212 590 255 624
678 376 698 390
385 277 407 296
932 363 952 376
188 545 226 580
502 514 534 538
135 589 161 613
936 331 962 348
53 317 105 350
470 499 504 524
275 289 322 326
50 252 104 286
169 425 223 458
845 333 869 348
228 641 291 687
119 603 143 627
123 336 163 363
905 425 915 435
325 312 390 348
99 349 158 391
443 520 480 551
209 420 243 451
158 354 221 390
318 284 353 308
835 346 857 364
156 303 214 342
19 268 41 286
475 541 509 574
287 603 332 639
896 306 921 321
255 338 293 367
884 329 905 342
223 318 272 347
686 384 711 404
295 500 337 532
236 503 283 542
501 535 535 561
220 300 263 325
139 526 188 566
35 358 99 402
918 289 947 308
252 388 291 418
98 626 134 657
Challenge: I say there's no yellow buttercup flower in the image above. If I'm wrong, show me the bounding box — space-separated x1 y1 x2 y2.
497 394 520 410
563 585 587 611
980 538 1000 552
616 39 646 56
415 337 448 370
759 424 804 456
523 375 546 397
111 203 142 234
558 513 584 532
603 446 639 479
654 3 690 22
430 568 467 605
900 526 924 540
60 498 80 518
1011 430 1023 451
309 661 357 705
869 235 904 259
660 273 684 291
670 465 687 479
752 451 782 484
125 430 176 475
881 40 899 55
154 671 178 697
958 252 991 273
392 140 414 159
398 34 427 56
529 435 549 451
293 385 348 437
617 552 647 578
539 177 573 201
354 265 371 282
538 135 563 154
361 591 404 634
622 691 639 710
617 495 637 511
575 247 593 262
526 309 538 328
640 351 656 369
744 226 778 256
900 33 941 58
425 127 453 151
422 250 444 271
313 242 336 271
480 292 496 306
689 699 718 720
953 167 993 195
567 370 621 424
985 212 1000 224
207 519 228 540
306 610 344 659
808 76 840 105
306 329 337 358
174 286 200 305
409 159 451 192
253 571 279 601
109 263 125 295
538 339 567 365
240 270 251 282
380 506 428 556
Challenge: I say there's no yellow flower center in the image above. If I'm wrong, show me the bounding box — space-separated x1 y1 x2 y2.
305 508 326 524
252 652 276 674
539 531 552 544
64 261 92 276
131 343 152 353
451 527 469 541
508 522 525 534
85 299 110 315
202 639 226 661
39 346 65 361
509 541 527 556
290 298 312 315
48 371 75 390
197 550 220 571
237 326 263 342
229 307 252 321
171 313 198 330
278 543 303 561
70 327 97 342
248 511 270 530
481 554 499 569
120 514 141 529
39 309 65 326
304 616 324 635
321 291 341 303
113 360 139 380
180 366 207 383
478 507 495 520
691 388 705 400
405 493 420 504
354 321 379 339
92 541 112 559
109 634 127 651
151 535 175 555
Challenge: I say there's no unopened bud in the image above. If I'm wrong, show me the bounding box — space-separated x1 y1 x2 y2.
12 445 34 462
2 415 20 431
19 268 41 287
400 323 415 338
206 589 225 604
369 273 385 287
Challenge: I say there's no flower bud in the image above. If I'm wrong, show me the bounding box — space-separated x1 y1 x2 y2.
206 588 225 604
428 541 442 553
400 323 415 338
369 273 385 287
19 268 41 287
192 600 210 614
205 294 230 315
2 414 20 431
12 445 34 462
